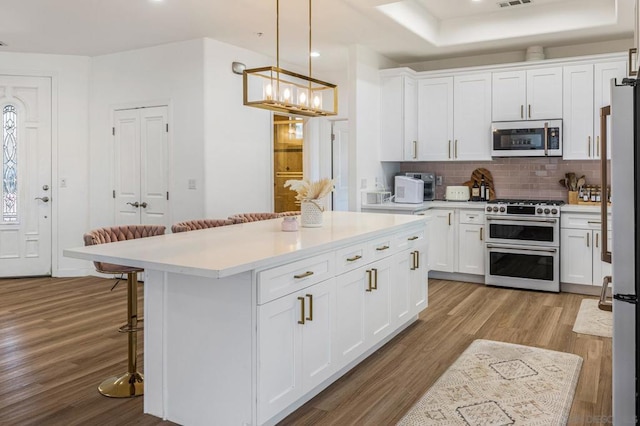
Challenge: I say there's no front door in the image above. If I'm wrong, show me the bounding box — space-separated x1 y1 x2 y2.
113 106 169 226
0 75 52 277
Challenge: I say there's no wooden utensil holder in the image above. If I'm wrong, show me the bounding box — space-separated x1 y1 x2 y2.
568 191 579 205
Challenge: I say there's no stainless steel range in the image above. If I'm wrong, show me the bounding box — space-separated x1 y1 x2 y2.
484 199 564 292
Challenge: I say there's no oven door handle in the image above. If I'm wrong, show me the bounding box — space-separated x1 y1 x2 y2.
486 216 557 224
486 244 557 253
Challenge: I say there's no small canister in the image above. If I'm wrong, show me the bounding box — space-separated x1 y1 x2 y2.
281 216 299 232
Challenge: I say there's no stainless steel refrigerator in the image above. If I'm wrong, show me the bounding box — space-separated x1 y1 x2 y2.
606 79 639 425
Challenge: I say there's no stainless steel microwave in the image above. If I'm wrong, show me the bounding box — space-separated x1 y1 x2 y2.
491 120 562 157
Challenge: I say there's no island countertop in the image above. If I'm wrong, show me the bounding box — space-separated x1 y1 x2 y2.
64 211 425 279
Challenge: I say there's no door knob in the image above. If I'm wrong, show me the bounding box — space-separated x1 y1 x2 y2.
42 184 49 191
35 196 50 202
139 202 148 208
126 201 140 208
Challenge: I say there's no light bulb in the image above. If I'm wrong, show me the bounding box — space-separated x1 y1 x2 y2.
283 88 291 101
313 95 321 108
264 83 273 100
299 91 307 105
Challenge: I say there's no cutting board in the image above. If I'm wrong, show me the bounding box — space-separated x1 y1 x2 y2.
462 168 495 200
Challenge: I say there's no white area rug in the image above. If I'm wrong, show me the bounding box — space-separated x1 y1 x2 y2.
572 298 613 338
398 339 583 425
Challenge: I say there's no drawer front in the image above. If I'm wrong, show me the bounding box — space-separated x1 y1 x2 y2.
395 227 426 251
368 235 395 261
561 213 610 230
335 244 369 275
459 210 485 225
257 253 334 304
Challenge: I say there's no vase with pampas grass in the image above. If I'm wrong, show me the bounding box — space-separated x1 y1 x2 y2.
284 178 334 227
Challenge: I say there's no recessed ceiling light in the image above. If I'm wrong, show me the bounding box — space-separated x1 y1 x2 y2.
0 42 6 46
310 51 320 58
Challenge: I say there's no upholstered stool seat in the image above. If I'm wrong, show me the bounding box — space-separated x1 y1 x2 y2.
171 218 233 233
83 224 165 398
228 211 299 224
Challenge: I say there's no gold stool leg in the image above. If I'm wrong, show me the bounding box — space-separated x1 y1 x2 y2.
98 272 144 397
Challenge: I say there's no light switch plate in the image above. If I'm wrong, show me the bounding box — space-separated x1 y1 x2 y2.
188 179 196 190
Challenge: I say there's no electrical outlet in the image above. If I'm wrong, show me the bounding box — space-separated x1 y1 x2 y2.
436 175 443 186
60 178 67 188
188 179 197 190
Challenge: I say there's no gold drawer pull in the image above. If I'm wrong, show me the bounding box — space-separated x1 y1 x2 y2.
407 236 419 241
346 255 362 262
294 271 314 279
376 245 390 251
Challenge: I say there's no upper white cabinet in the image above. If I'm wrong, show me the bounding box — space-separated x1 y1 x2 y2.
417 77 453 161
492 67 562 121
380 73 417 161
453 73 492 161
563 61 626 160
416 73 491 161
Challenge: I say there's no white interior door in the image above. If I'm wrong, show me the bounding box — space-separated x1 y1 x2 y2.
114 106 168 226
331 120 348 211
0 76 52 277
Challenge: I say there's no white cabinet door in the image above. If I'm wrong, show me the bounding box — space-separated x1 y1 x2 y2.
418 77 454 161
380 75 417 161
526 67 563 119
257 292 303 423
457 224 485 275
365 257 393 345
492 70 526 121
560 228 593 285
301 279 336 392
410 242 428 315
390 252 412 327
429 209 455 272
334 267 367 366
593 230 612 286
453 73 492 161
563 64 595 159
594 61 626 160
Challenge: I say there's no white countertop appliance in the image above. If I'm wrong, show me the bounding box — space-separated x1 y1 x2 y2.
403 172 435 200
445 185 470 201
394 176 424 204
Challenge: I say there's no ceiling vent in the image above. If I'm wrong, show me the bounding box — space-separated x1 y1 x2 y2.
497 0 532 7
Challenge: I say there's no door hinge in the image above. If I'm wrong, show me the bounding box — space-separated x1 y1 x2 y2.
112 127 115 136
331 133 335 142
613 294 638 304
112 190 116 199
166 123 169 132
166 192 169 201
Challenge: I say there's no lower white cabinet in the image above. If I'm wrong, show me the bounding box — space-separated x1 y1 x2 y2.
429 207 485 276
257 278 336 423
560 212 612 287
391 241 428 328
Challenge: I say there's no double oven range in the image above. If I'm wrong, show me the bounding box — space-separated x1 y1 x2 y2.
484 199 564 292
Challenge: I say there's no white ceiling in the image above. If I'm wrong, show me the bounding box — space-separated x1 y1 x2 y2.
0 0 634 72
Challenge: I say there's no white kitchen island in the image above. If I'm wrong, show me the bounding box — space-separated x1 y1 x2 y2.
64 211 429 426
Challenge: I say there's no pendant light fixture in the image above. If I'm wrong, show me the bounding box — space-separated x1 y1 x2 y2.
243 0 338 117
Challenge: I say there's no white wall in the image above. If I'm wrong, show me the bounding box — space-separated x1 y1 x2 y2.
348 45 397 211
90 39 206 228
0 52 91 276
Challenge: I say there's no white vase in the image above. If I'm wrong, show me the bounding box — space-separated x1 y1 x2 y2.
301 200 324 227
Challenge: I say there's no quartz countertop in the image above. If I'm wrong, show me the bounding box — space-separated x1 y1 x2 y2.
561 204 612 214
361 200 487 212
64 211 425 279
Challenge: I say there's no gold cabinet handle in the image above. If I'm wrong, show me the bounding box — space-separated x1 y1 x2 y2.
413 140 417 159
586 232 590 248
346 255 362 262
410 251 417 270
528 104 531 118
588 136 591 157
372 268 378 290
596 135 600 157
376 245 390 251
455 140 458 159
297 296 305 324
407 236 419 241
448 140 451 159
480 227 484 241
596 232 599 248
448 212 452 226
294 271 314 279
366 269 373 292
415 250 420 269
520 105 524 119
305 294 313 321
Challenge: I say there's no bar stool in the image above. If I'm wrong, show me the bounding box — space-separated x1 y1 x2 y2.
83 224 165 398
228 212 298 224
171 218 233 233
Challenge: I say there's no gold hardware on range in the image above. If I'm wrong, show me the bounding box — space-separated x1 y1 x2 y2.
294 271 314 279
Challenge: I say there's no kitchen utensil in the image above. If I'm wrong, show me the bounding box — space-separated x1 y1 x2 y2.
577 176 586 190
566 172 577 191
559 178 568 189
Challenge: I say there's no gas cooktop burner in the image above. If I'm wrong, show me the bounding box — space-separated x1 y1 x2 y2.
487 199 565 206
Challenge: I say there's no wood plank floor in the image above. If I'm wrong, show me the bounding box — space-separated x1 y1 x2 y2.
0 277 611 425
